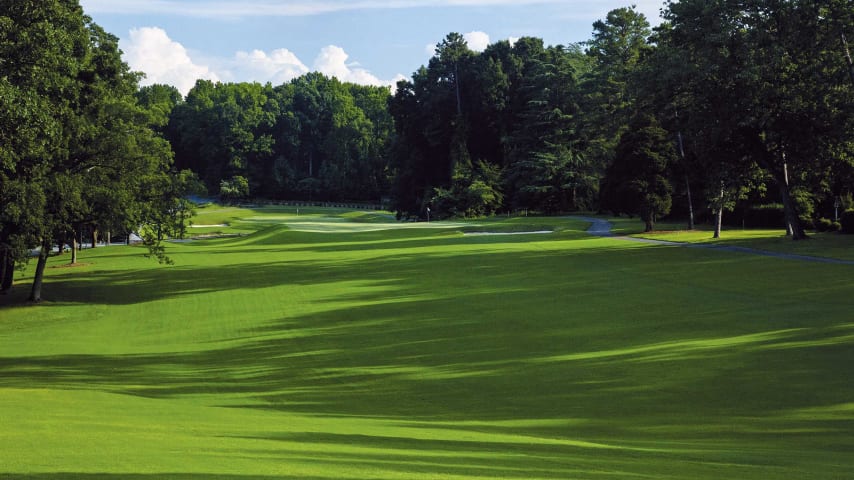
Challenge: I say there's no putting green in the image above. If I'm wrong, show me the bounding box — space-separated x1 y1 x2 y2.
1 209 852 479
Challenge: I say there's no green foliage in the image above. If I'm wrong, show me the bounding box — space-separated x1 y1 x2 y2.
0 0 177 300
219 175 250 201
391 33 591 217
601 114 676 231
429 160 504 218
816 218 841 233
659 0 853 239
170 75 392 202
577 6 652 182
136 84 182 130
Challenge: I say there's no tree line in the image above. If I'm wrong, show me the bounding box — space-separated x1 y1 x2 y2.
390 1 853 239
163 73 394 203
2 0 853 301
1 0 196 301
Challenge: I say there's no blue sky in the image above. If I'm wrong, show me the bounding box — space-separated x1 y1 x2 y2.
79 0 665 95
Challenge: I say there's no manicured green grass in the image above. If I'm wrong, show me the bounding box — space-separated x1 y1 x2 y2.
2 210 853 479
609 216 854 261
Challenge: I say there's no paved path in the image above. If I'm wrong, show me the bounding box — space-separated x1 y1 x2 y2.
571 216 854 265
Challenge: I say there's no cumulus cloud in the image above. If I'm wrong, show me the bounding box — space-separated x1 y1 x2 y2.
425 43 438 58
425 31 493 58
121 27 218 96
119 27 401 94
231 48 309 84
313 45 405 90
463 31 490 52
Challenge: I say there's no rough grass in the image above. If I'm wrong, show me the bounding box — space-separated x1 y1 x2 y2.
1 209 853 479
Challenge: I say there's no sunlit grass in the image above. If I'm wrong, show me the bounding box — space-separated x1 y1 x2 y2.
2 209 853 479
606 215 854 261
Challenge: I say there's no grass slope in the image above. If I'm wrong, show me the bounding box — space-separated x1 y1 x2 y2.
1 209 853 479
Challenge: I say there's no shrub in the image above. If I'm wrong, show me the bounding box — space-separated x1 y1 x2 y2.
841 210 854 234
832 221 842 232
816 218 834 232
220 175 250 201
791 187 815 227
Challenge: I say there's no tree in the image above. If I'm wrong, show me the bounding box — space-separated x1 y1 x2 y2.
504 45 589 212
136 84 183 132
0 0 87 294
389 33 592 218
429 160 504 218
661 0 854 240
601 114 676 231
220 175 250 201
578 6 653 183
1 1 177 301
170 81 277 195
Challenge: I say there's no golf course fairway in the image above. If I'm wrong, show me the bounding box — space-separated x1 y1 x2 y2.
1 208 852 479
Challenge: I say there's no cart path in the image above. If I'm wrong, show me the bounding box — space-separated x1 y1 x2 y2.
571 216 854 265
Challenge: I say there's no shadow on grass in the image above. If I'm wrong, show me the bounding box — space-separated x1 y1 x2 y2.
225 432 614 478
3 227 854 477
2 250 853 420
4 476 338 480
14 231 647 306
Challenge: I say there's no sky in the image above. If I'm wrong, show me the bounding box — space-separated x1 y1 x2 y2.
79 0 666 96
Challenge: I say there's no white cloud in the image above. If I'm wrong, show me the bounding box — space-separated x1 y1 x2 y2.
313 45 403 90
230 48 309 84
463 31 490 52
120 28 400 94
121 27 218 96
425 43 438 58
424 31 488 59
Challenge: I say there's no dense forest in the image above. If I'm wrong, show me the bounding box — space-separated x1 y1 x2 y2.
161 74 394 203
2 0 853 300
158 1 852 237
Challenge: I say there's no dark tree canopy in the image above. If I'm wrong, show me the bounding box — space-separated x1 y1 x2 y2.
0 0 180 301
601 115 676 231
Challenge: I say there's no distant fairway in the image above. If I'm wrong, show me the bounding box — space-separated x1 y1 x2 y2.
2 207 853 479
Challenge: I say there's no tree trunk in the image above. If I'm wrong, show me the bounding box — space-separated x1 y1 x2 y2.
714 207 724 239
644 212 654 232
71 231 78 264
843 33 854 86
713 185 724 239
1 248 13 293
686 177 695 230
92 228 98 249
454 62 463 117
179 207 187 239
783 162 794 237
677 130 694 230
775 161 807 240
28 238 50 302
106 231 111 246
777 174 807 240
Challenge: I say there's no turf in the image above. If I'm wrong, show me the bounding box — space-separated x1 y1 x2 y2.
1 209 853 479
608 216 854 261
